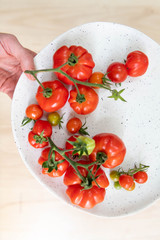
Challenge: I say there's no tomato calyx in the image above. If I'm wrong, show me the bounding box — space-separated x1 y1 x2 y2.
118 163 149 177
33 130 48 144
42 87 53 98
79 120 89 136
96 151 108 165
108 89 127 102
76 93 86 103
67 53 79 66
21 117 35 126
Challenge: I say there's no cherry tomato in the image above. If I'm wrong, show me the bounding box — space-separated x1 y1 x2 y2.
110 170 120 182
119 174 134 190
26 104 43 120
133 171 148 184
68 85 99 115
47 112 61 126
88 72 104 88
126 181 135 191
66 185 106 209
53 45 95 85
89 133 126 168
125 50 149 77
36 80 69 112
114 181 122 190
107 62 128 83
38 147 69 177
66 117 82 134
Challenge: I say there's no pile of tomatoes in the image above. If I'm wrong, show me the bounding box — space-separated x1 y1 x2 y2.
22 45 149 209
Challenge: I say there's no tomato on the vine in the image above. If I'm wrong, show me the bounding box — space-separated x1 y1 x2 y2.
38 147 69 177
36 80 69 112
88 72 104 88
68 85 99 115
107 62 128 83
89 133 126 168
53 45 95 85
28 120 52 148
119 174 134 190
125 50 149 77
133 171 148 184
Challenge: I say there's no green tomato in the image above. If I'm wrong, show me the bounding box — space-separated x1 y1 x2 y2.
114 181 122 190
77 136 95 155
110 170 120 182
47 112 61 126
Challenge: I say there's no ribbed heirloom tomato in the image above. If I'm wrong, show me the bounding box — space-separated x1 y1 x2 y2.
53 45 95 85
38 147 69 177
64 160 109 208
89 133 126 168
68 85 99 115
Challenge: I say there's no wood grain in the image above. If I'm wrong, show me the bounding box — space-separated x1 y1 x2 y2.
0 1 160 240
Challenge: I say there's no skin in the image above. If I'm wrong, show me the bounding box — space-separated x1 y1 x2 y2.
0 33 36 98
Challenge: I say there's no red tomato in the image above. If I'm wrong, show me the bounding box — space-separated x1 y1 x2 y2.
38 147 69 177
89 133 126 168
36 80 69 112
125 50 149 77
32 120 52 137
26 104 43 120
66 117 82 134
68 85 99 115
53 45 95 85
126 181 136 191
63 160 109 189
28 131 48 148
28 120 52 148
107 62 128 83
66 185 106 209
119 174 134 190
133 171 148 184
88 72 104 88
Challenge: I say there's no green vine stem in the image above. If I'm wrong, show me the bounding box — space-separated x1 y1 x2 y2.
118 163 150 176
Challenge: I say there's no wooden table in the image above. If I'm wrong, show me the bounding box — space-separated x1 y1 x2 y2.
0 1 160 239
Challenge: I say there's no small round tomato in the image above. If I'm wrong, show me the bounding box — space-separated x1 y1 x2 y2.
125 50 149 77
114 181 122 190
47 112 60 126
126 181 135 191
133 171 148 184
26 104 43 120
32 120 52 137
119 174 134 190
28 131 48 148
107 62 128 83
88 72 104 88
68 85 99 115
66 117 82 134
110 170 120 182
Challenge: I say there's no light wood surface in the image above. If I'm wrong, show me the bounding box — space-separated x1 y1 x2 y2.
0 1 160 240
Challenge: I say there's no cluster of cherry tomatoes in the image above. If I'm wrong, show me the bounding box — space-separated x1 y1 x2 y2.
22 45 149 209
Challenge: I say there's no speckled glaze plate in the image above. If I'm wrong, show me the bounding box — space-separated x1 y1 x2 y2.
11 22 160 217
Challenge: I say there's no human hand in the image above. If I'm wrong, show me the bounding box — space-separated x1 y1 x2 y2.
0 33 36 98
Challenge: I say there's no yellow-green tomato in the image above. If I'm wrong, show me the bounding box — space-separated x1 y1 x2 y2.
110 170 120 182
114 181 122 190
77 136 95 155
47 112 60 126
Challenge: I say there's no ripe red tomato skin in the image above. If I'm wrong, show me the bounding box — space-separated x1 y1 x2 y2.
88 72 104 88
53 45 95 85
36 80 69 112
107 62 128 83
38 147 69 177
68 85 99 115
133 171 148 184
66 185 106 209
63 160 109 188
26 104 43 120
119 174 134 190
65 135 79 156
28 131 48 148
32 120 52 137
89 133 126 168
125 51 149 77
66 117 82 134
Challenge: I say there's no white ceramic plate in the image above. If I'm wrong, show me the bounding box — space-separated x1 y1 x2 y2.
11 22 160 217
